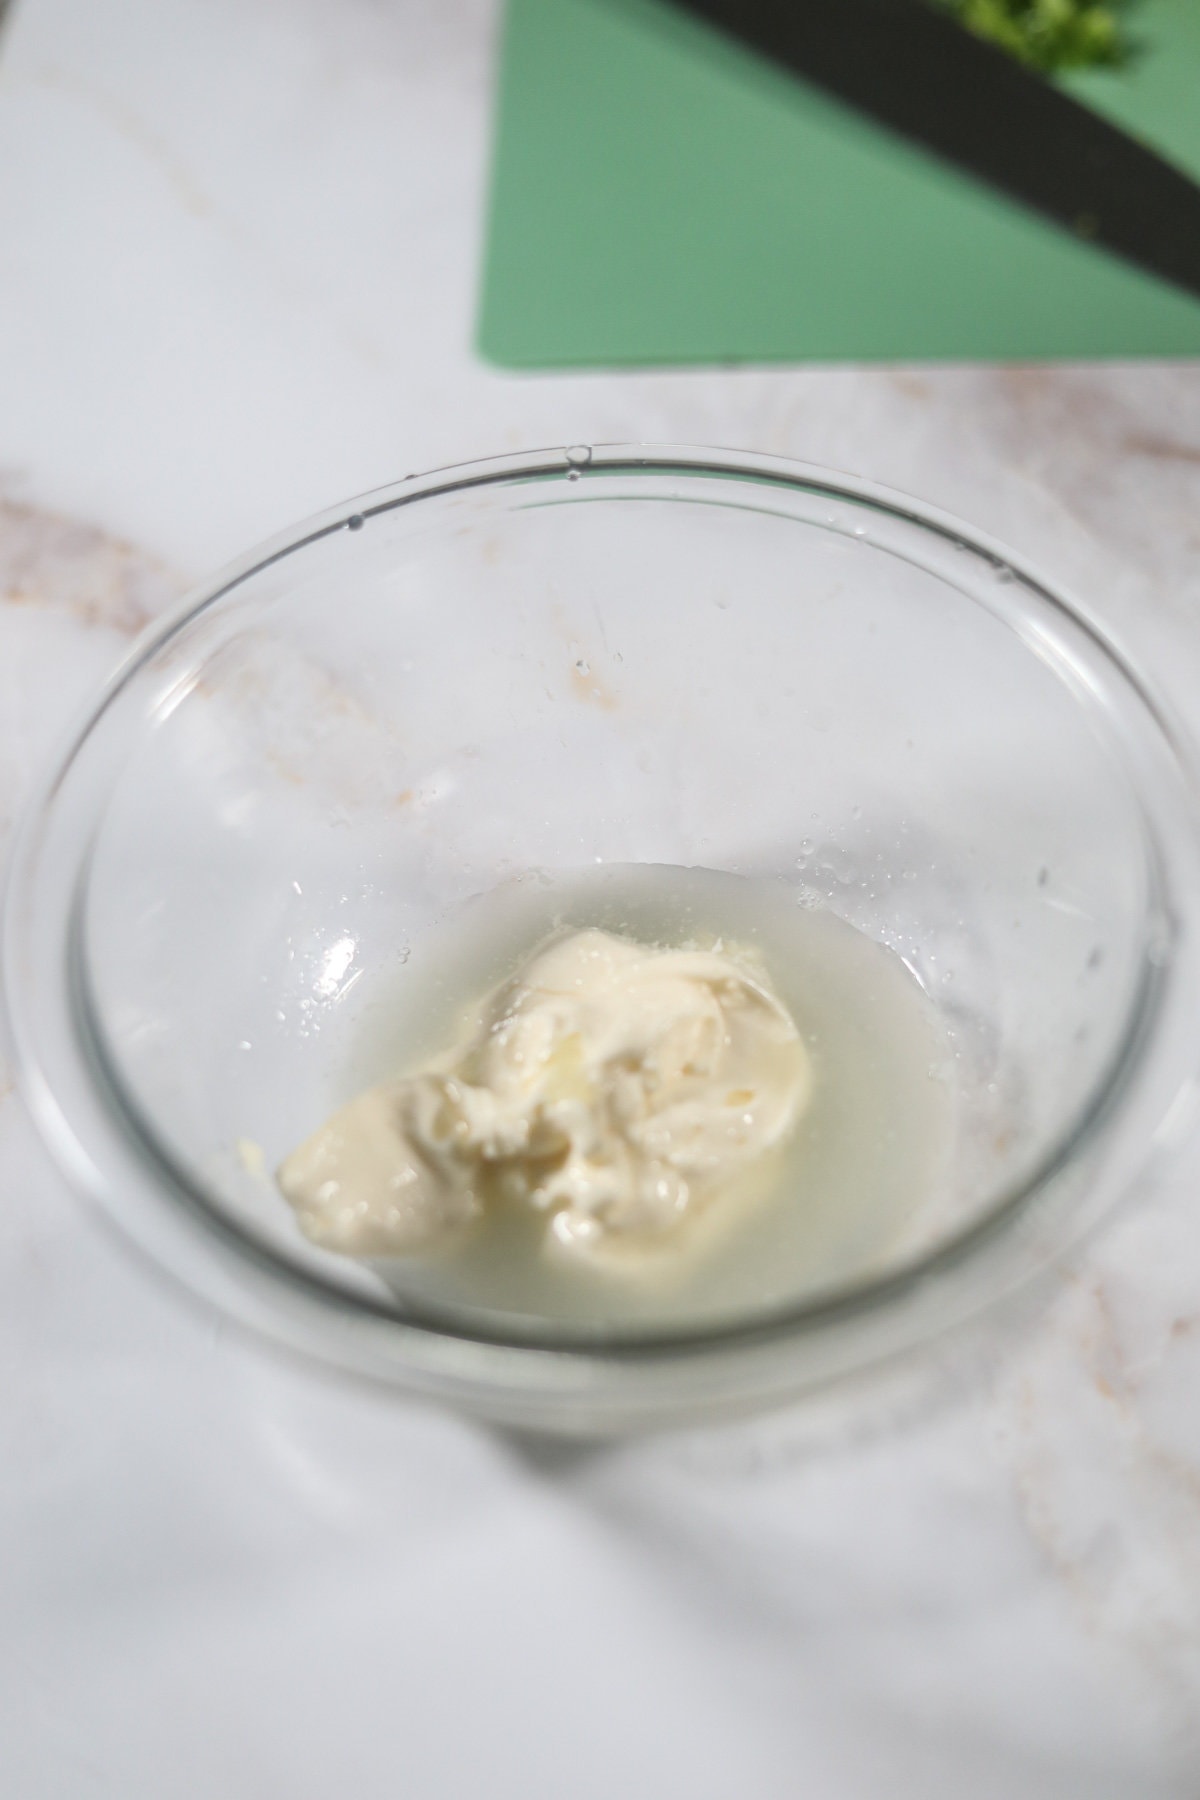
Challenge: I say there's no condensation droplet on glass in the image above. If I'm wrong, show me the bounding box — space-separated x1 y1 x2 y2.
1037 866 1049 887
575 658 589 674
1147 912 1172 966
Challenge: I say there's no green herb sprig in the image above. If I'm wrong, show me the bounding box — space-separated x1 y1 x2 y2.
933 0 1137 73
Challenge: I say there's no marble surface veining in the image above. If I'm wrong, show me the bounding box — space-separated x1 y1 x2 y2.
2 1 1200 1795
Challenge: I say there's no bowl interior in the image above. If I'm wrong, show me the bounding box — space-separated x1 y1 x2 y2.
77 460 1154 1337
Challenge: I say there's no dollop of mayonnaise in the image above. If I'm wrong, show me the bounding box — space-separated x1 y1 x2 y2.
277 929 811 1270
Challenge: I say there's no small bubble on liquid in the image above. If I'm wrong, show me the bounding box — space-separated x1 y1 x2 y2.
347 513 364 532
1037 866 1049 887
564 445 592 479
1147 912 1173 966
575 658 589 674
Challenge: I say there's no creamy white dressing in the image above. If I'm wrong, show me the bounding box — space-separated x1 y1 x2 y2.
276 865 956 1329
278 928 810 1270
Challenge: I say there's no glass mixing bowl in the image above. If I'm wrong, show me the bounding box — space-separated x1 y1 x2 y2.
6 446 1200 1432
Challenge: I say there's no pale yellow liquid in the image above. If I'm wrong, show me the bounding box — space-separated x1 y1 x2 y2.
351 865 955 1335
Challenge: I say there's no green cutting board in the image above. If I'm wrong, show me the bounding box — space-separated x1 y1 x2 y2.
477 0 1200 365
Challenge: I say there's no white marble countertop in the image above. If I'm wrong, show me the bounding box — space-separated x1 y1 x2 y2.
4 2 1200 1793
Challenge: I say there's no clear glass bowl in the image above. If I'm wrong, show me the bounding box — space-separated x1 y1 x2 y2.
6 446 1200 1432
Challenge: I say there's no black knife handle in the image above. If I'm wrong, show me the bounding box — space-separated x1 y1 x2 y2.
667 0 1200 304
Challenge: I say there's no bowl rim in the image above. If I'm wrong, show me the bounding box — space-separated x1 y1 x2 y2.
6 443 1200 1386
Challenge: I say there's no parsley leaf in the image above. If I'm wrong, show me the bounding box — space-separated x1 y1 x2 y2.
932 0 1137 73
